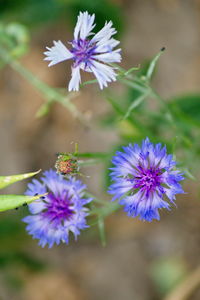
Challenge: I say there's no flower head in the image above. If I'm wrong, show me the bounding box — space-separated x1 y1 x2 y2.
44 11 121 91
55 153 79 175
23 169 92 248
108 138 185 222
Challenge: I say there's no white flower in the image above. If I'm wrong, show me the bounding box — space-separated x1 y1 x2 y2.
44 11 121 91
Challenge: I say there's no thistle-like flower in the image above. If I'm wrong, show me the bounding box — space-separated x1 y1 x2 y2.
108 138 185 222
44 11 121 91
55 153 78 176
23 170 92 248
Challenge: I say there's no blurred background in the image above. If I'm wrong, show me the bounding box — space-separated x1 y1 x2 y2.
0 0 200 299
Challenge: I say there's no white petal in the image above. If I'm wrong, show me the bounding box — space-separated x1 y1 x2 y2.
74 11 95 41
68 66 81 92
93 49 121 63
44 40 73 67
89 61 117 89
95 38 120 53
91 21 117 44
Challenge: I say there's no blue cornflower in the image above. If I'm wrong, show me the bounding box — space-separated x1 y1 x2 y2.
108 138 185 222
23 169 92 248
44 11 121 91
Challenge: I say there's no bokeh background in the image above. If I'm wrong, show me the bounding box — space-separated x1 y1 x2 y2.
0 0 200 299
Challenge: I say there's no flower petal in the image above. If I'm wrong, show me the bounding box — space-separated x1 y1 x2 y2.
68 66 81 91
89 60 117 89
28 200 46 214
44 40 73 67
74 11 95 41
23 170 92 248
91 21 116 44
94 38 120 53
108 138 185 222
93 49 121 63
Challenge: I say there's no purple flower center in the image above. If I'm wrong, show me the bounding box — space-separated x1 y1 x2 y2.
42 192 74 224
70 39 96 67
134 166 162 195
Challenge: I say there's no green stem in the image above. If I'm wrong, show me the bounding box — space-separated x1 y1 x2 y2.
89 202 121 225
150 88 194 149
123 89 151 120
78 152 109 159
119 78 147 93
85 192 109 205
104 95 153 137
78 158 105 166
150 89 176 127
0 47 87 124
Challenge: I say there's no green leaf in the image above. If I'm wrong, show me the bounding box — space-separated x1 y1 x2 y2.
122 66 140 76
169 94 200 126
182 168 196 180
0 170 41 190
146 47 165 81
125 60 151 106
105 96 124 116
112 64 140 77
0 194 47 212
123 91 150 120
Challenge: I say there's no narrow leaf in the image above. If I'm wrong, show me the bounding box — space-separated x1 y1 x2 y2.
123 91 150 120
182 168 196 180
110 63 140 78
146 47 165 81
0 193 47 212
106 96 124 116
0 170 41 189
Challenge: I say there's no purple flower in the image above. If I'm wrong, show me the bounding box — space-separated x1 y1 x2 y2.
23 169 92 248
44 11 121 91
108 138 185 222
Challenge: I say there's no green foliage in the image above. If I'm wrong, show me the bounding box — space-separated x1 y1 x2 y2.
0 170 40 189
0 6 199 257
146 47 165 81
0 170 46 212
0 194 47 212
0 250 45 271
0 22 30 63
0 0 124 34
0 0 65 27
0 214 45 292
169 94 200 127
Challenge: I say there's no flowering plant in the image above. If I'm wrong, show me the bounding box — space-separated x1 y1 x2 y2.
44 11 121 91
1 10 197 249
